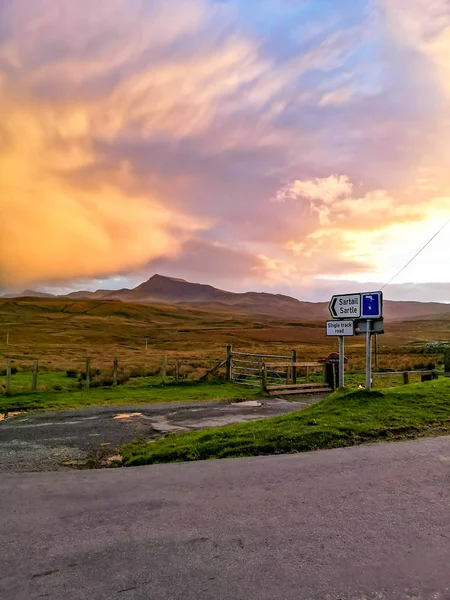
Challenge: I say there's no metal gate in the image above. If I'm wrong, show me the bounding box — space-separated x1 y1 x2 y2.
228 348 293 387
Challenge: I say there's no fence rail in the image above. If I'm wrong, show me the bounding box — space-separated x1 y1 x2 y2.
372 369 445 385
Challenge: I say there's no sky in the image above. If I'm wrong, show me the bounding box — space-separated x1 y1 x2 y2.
1 0 450 302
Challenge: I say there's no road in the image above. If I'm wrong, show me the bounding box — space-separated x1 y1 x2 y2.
0 398 309 472
2 436 450 599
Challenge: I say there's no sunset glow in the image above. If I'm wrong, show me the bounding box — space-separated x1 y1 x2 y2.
1 0 449 301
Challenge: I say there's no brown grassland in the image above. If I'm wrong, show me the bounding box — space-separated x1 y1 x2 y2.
0 297 449 381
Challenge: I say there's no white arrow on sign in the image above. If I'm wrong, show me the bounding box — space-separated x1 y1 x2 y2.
329 294 361 319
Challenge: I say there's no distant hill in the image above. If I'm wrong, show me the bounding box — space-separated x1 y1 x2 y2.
3 274 449 321
0 289 55 299
65 289 121 300
383 300 450 320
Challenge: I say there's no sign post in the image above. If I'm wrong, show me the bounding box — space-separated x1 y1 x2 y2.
360 292 382 391
326 321 354 389
327 291 383 391
338 335 345 388
365 320 372 390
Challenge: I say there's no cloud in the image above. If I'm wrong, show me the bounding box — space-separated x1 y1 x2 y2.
0 0 449 297
145 239 270 289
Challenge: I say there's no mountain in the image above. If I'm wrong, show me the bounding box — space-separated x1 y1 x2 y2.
88 274 328 319
3 275 449 321
126 275 230 303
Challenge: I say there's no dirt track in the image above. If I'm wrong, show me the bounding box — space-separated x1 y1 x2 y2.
0 397 322 472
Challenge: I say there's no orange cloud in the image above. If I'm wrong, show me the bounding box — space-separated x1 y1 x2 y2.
0 91 209 286
276 174 450 283
1 0 450 294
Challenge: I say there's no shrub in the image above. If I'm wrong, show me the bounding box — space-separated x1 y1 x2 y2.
101 378 114 387
413 362 436 371
66 369 78 378
89 375 116 388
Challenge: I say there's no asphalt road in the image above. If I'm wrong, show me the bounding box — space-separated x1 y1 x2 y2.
2 436 450 600
0 398 308 472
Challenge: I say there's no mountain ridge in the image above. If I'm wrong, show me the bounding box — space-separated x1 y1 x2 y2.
2 274 449 321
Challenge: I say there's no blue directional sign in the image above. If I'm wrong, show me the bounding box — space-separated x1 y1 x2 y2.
361 291 383 319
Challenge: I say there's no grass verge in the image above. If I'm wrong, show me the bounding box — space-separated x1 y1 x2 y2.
0 380 260 413
121 378 450 466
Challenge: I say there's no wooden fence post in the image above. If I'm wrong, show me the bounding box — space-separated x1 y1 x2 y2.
305 366 310 384
162 355 167 383
403 371 409 385
261 363 267 392
113 358 118 386
286 366 291 385
32 361 38 392
174 360 180 383
86 357 91 390
444 349 450 374
291 349 297 384
226 345 232 381
5 360 11 395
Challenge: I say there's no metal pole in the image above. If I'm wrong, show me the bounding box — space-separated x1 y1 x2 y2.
338 335 345 388
365 320 372 390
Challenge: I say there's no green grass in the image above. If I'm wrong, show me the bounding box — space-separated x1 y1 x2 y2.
120 378 450 466
2 367 439 396
1 370 81 393
0 380 260 413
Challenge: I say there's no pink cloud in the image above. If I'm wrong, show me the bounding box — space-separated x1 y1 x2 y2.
0 0 449 297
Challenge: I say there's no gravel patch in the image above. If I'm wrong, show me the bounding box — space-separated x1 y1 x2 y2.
0 397 321 472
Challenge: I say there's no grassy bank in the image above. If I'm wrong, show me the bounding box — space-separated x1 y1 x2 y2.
121 378 450 466
0 380 259 413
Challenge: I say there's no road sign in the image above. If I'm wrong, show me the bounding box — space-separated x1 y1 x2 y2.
361 291 383 319
329 294 361 319
326 320 354 336
354 318 384 336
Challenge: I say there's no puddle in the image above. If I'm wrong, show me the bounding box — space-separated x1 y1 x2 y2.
107 454 123 465
113 413 143 420
231 401 262 408
151 417 187 433
0 412 21 422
